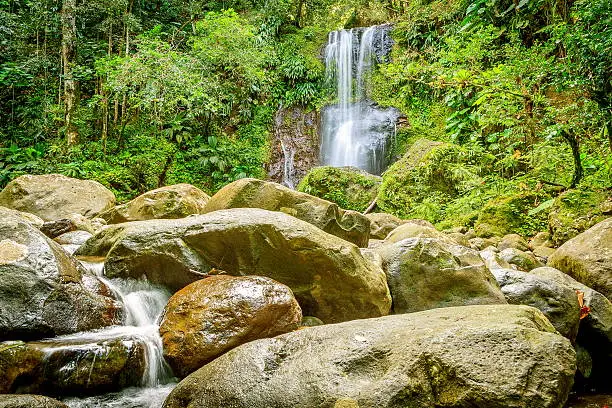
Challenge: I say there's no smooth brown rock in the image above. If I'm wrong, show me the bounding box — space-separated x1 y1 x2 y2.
160 275 302 377
365 213 405 240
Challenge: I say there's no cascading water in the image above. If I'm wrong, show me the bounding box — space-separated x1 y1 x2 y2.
55 259 175 407
320 25 399 175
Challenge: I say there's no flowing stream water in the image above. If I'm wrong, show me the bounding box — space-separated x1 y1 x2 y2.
320 25 399 175
55 259 175 407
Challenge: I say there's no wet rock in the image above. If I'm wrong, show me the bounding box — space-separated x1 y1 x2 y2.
384 220 456 245
0 174 115 221
298 166 381 212
0 394 68 408
163 305 576 408
548 218 612 300
375 238 506 314
491 268 580 341
160 275 302 377
0 334 147 396
499 247 544 271
498 234 529 251
77 208 391 323
0 208 123 340
100 184 210 224
203 178 370 247
365 213 406 240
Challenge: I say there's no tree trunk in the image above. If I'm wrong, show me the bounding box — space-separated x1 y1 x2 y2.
61 0 79 146
561 129 583 189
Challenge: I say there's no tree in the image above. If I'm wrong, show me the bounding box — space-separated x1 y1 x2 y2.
61 0 79 145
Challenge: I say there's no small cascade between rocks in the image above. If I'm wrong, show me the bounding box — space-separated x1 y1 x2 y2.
55 259 175 407
320 25 399 175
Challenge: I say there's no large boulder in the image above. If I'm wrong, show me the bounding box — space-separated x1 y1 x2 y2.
498 248 544 271
384 220 457 245
530 266 612 390
163 305 576 408
100 184 210 224
375 238 506 314
0 174 115 221
0 334 147 395
297 166 381 212
548 218 612 299
202 178 370 247
491 268 580 341
159 275 302 377
0 208 123 341
0 395 68 408
365 213 406 240
76 208 391 323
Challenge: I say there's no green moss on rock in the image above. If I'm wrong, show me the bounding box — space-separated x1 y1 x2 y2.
297 166 381 212
474 192 551 238
377 139 482 221
548 189 610 247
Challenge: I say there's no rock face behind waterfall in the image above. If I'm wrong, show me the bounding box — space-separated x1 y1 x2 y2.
163 305 576 408
0 174 115 221
159 275 302 377
202 178 370 246
268 107 320 188
0 207 123 340
76 208 391 323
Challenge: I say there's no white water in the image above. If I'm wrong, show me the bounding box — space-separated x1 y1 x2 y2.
320 25 399 175
58 260 174 407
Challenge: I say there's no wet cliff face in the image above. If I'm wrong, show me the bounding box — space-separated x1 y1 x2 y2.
267 107 320 188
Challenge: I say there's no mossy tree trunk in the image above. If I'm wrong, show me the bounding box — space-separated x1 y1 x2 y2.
61 0 79 146
561 129 583 188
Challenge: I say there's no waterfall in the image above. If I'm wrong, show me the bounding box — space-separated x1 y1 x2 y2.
320 25 399 175
58 259 175 407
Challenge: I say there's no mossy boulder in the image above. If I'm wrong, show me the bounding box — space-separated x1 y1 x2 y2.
548 190 610 247
163 305 576 408
297 166 381 212
474 192 550 238
203 178 370 246
365 213 406 240
377 139 480 220
100 183 211 224
76 208 391 323
0 394 68 408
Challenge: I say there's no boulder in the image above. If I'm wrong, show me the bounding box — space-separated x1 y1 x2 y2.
0 395 68 408
160 275 302 377
40 220 76 239
0 207 44 229
163 305 576 408
203 178 370 247
100 184 210 224
548 218 612 299
0 208 123 340
529 231 552 249
53 231 93 246
480 247 513 271
530 267 612 390
498 234 529 251
491 268 580 341
0 333 147 395
384 220 455 245
469 237 499 251
375 238 506 314
76 208 391 323
365 213 405 240
297 166 381 212
0 174 115 221
499 248 544 271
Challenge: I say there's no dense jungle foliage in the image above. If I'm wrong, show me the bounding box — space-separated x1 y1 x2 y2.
1 0 610 231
